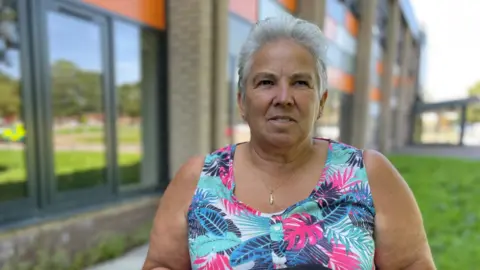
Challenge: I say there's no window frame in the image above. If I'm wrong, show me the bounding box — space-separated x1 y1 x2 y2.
0 0 168 226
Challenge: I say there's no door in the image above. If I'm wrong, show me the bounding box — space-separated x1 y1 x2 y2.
41 1 115 206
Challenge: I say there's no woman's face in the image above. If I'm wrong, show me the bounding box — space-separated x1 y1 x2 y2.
238 39 327 146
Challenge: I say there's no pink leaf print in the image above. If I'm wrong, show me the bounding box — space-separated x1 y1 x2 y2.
221 198 243 215
325 241 360 270
283 213 323 250
219 164 233 190
193 254 232 270
330 167 358 191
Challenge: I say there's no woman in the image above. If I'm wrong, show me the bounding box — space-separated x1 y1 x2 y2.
143 16 435 270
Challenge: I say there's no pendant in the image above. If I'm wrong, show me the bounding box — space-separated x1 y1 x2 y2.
269 191 274 205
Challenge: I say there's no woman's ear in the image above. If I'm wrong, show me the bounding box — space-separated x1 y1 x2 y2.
317 90 328 119
237 91 246 120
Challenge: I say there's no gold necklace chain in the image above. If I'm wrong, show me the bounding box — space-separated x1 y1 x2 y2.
259 169 297 206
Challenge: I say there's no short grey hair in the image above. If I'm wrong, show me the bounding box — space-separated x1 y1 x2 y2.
237 15 329 96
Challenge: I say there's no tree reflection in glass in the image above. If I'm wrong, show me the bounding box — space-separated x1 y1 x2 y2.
0 0 27 202
47 11 107 191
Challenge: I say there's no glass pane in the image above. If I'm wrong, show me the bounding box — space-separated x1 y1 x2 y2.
258 0 289 20
317 90 341 140
0 1 27 202
47 11 106 191
415 109 462 144
113 21 143 186
465 104 480 146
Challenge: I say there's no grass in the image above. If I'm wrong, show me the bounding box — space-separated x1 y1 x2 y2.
0 149 141 201
389 155 480 269
55 125 141 144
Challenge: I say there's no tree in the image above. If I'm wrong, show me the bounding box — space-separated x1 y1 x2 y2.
118 83 141 119
0 72 20 119
466 81 480 123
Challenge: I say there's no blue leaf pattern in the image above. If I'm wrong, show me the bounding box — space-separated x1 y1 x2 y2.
194 208 228 236
188 140 376 270
230 235 272 266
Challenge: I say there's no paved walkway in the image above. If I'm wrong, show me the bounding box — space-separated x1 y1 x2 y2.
86 244 149 270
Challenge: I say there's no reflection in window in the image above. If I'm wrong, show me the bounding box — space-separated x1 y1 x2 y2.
365 102 380 148
47 11 106 191
414 110 462 145
258 0 289 20
0 1 27 202
317 90 341 140
113 21 143 186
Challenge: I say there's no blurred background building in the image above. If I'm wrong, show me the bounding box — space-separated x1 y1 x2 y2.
0 0 477 268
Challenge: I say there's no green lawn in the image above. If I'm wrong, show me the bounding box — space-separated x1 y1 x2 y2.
55 125 141 144
389 155 480 269
0 149 141 201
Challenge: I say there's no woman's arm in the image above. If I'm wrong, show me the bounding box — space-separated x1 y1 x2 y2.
142 156 204 270
364 150 436 270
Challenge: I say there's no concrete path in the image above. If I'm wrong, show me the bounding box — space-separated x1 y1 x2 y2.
394 146 480 160
86 244 149 270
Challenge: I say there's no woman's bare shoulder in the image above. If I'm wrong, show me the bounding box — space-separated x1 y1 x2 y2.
142 155 204 270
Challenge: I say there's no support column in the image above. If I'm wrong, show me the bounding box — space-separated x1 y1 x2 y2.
459 105 467 146
296 0 326 28
168 0 214 177
350 0 377 148
378 0 400 153
394 30 413 148
297 0 326 137
212 0 229 149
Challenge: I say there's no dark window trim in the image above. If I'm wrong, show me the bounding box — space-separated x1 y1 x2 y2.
0 0 40 224
0 0 168 226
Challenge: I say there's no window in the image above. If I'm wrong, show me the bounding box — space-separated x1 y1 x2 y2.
317 90 342 140
47 11 107 191
228 15 251 59
0 0 27 202
114 21 160 190
326 0 346 24
414 110 462 145
258 0 289 20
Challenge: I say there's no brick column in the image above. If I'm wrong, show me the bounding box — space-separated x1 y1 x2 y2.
350 0 377 149
394 30 413 148
168 0 215 176
296 0 326 28
212 0 229 150
378 0 400 153
297 0 326 137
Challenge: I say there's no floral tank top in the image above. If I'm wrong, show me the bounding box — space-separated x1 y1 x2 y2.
187 139 376 269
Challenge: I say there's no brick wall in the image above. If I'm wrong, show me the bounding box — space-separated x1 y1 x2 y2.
0 196 158 267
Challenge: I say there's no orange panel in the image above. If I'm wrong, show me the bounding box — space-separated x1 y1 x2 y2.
278 0 296 12
327 67 354 94
342 73 355 94
83 0 165 29
393 76 400 88
370 88 381 101
229 0 258 23
345 11 359 37
376 61 383 75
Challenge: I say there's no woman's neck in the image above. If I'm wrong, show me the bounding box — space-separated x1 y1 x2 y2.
246 136 316 171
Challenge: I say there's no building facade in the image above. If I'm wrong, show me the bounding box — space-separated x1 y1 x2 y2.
0 0 424 265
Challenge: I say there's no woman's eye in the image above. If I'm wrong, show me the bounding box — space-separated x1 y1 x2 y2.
259 80 274 86
295 81 309 86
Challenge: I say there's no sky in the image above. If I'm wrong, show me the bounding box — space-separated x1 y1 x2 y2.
411 0 480 102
